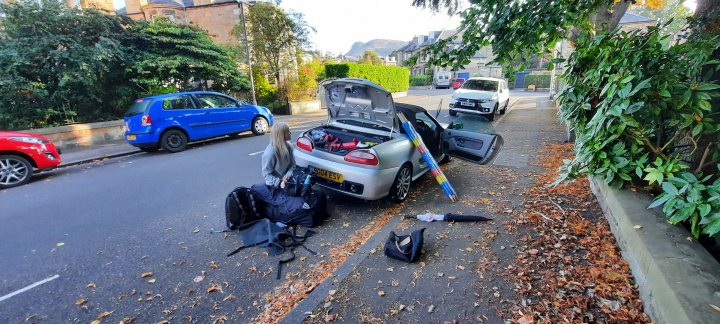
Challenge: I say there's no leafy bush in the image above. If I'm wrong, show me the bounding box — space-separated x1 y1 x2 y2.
0 1 249 130
287 63 319 101
525 74 551 88
410 75 432 86
324 63 410 92
556 26 720 237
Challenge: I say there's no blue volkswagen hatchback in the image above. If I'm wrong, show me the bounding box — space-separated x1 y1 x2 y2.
124 91 273 153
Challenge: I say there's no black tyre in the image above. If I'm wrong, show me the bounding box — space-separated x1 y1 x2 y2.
251 116 268 135
140 146 160 153
449 109 457 117
0 155 34 189
486 104 497 121
388 164 412 203
499 100 508 115
160 129 188 153
439 154 451 165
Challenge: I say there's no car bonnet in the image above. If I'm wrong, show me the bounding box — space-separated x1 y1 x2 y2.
324 78 398 132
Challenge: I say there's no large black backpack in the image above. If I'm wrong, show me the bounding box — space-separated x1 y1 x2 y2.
225 187 262 230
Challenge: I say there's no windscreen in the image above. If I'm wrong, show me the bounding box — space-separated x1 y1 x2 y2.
461 79 498 91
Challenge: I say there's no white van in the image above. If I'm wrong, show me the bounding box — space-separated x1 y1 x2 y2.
433 71 451 89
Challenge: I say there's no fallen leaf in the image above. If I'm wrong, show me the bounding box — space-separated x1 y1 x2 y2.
91 321 100 324
223 294 236 301
300 256 306 261
457 265 465 270
209 260 219 269
97 310 112 319
147 279 156 284
141 272 153 278
518 313 533 324
207 283 222 293
428 304 435 313
56 242 65 247
140 255 149 260
75 298 86 305
193 276 205 283
328 290 337 296
324 313 338 321
193 227 200 233
711 304 720 312
528 249 539 255
399 304 406 311
157 321 170 324
480 198 490 204
120 316 136 324
86 283 96 289
377 290 385 297
386 267 394 272
343 223 350 228
633 225 643 230
465 247 473 252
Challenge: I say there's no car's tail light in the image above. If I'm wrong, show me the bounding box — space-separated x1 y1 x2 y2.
296 136 313 152
141 114 152 126
344 150 379 165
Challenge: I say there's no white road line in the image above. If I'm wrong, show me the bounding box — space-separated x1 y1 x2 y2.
249 151 264 156
0 275 59 302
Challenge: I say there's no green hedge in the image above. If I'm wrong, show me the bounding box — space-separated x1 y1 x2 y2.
524 74 551 88
410 75 432 86
325 63 410 92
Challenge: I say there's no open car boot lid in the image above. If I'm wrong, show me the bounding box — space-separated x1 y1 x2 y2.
323 78 398 133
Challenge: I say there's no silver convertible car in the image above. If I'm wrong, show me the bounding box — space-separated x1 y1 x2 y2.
293 78 503 203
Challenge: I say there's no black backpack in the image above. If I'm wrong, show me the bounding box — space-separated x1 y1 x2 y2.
225 187 262 230
283 167 316 197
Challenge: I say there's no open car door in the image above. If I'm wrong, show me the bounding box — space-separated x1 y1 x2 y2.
441 115 503 165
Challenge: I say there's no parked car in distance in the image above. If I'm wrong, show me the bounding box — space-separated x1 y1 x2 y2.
433 71 451 89
451 77 466 90
124 91 273 153
449 77 510 121
294 78 503 203
0 131 62 189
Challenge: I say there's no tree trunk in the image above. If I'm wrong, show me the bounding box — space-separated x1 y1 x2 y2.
694 0 720 25
568 0 630 44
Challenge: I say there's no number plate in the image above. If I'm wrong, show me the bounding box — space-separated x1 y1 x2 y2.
312 167 344 183
127 134 136 141
460 101 475 107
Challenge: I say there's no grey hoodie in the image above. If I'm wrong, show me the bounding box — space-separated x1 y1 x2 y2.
261 144 296 187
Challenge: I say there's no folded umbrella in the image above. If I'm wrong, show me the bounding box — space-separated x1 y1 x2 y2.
404 213 492 222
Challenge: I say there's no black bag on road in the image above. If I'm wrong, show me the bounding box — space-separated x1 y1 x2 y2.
283 167 316 197
225 186 262 230
250 184 327 228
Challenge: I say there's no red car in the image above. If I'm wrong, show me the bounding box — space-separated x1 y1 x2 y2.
451 78 466 90
0 131 62 189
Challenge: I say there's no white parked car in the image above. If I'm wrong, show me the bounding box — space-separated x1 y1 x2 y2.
433 71 451 89
294 78 503 203
449 77 510 121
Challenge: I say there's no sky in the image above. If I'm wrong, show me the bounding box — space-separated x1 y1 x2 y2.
278 0 461 56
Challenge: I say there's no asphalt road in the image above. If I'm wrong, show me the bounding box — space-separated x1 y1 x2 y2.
0 88 547 323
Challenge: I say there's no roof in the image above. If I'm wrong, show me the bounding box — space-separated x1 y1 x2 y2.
620 12 655 24
467 77 504 82
142 91 230 100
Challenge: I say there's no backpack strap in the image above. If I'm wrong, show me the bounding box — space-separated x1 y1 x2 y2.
227 239 268 257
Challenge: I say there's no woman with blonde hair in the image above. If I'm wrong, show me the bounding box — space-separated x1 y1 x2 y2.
262 122 295 188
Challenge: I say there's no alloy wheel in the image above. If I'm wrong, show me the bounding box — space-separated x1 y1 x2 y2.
0 157 30 187
395 167 412 201
255 118 268 134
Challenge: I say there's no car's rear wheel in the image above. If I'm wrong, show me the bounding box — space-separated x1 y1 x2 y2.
160 129 188 153
389 164 412 203
251 116 268 135
0 155 34 189
449 109 457 117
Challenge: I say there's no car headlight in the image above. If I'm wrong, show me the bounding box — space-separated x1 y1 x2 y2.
491 94 498 101
451 94 457 100
8 136 48 144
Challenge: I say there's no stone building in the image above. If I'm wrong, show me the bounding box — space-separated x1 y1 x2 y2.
123 0 245 45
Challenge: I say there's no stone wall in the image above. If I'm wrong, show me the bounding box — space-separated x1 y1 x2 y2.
23 120 126 149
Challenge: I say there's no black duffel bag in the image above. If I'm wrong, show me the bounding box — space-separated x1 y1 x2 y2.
282 167 316 197
251 183 327 228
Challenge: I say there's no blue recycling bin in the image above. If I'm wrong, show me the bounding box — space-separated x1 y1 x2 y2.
514 71 530 89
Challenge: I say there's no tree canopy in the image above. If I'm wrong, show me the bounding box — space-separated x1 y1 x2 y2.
359 50 383 65
411 0 674 68
235 2 314 83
